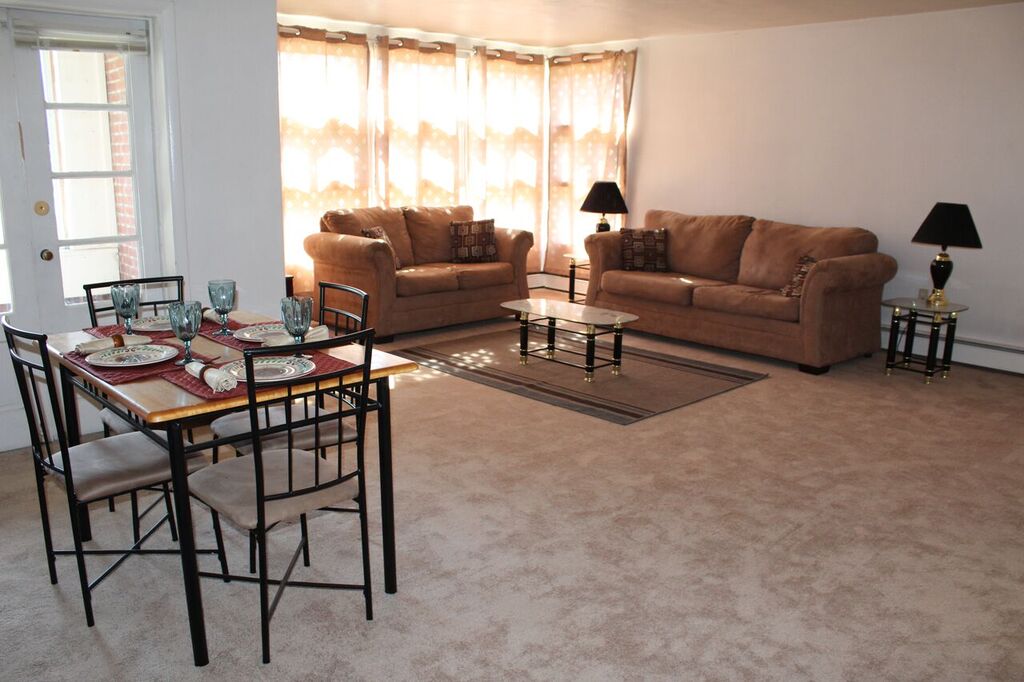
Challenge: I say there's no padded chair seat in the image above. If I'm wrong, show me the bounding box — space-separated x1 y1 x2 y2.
99 407 135 434
395 265 459 297
601 270 729 306
51 432 206 503
210 400 357 455
692 284 800 322
188 449 357 530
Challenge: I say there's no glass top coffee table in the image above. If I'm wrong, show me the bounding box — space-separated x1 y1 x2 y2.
500 299 639 382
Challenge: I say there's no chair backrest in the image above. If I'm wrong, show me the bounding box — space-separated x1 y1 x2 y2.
83 275 185 326
2 316 74 482
243 328 375 530
318 282 369 335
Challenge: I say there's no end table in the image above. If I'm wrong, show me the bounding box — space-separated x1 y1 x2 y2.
563 254 590 303
882 298 969 383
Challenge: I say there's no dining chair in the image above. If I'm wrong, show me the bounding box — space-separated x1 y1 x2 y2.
1 316 226 627
189 328 376 663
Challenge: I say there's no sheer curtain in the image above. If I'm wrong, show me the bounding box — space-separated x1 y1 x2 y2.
546 50 637 275
374 38 459 207
278 28 370 294
467 48 545 272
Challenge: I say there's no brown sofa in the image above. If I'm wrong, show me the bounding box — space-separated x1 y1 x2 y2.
304 206 533 338
584 210 898 373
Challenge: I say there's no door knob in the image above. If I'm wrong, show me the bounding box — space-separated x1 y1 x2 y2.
34 201 50 216
40 249 54 261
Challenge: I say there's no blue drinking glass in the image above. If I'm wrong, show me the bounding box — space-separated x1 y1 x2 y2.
168 300 202 366
207 279 236 336
110 284 140 335
281 296 313 345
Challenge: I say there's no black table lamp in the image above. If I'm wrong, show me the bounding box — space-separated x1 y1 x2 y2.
911 202 982 306
580 181 628 232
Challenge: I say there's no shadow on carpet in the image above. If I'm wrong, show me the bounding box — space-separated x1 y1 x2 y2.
395 329 767 424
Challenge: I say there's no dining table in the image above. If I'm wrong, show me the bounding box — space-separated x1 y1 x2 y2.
45 311 418 666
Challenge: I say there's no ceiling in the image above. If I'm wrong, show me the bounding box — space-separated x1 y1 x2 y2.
276 0 1020 47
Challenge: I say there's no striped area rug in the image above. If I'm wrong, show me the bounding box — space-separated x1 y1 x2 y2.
395 330 767 425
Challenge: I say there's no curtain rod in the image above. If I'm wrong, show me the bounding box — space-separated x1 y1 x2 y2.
277 24 349 41
551 53 605 63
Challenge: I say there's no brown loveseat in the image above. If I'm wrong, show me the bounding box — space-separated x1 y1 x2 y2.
584 210 898 373
304 206 533 338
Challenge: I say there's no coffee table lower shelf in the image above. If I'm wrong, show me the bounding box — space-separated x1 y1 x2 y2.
518 318 623 381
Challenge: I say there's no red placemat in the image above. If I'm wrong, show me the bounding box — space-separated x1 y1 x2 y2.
159 351 357 399
198 319 251 349
66 344 215 385
84 323 175 340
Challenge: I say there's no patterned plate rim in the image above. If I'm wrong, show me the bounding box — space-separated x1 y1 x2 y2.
232 323 287 342
84 344 178 368
220 356 316 383
133 315 173 331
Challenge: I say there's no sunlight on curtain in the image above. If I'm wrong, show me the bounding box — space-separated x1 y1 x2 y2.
376 39 458 208
467 48 544 272
278 29 369 294
546 51 637 276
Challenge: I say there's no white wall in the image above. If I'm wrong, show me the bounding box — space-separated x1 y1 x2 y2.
628 4 1024 372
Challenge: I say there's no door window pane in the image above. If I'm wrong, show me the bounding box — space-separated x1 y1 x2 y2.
59 242 141 302
52 176 136 240
46 109 131 172
40 50 126 105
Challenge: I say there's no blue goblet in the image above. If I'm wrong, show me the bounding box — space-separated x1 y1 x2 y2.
207 279 236 336
281 296 313 345
168 300 202 366
110 284 140 335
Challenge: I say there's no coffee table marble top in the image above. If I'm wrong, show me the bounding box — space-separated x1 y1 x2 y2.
501 298 638 326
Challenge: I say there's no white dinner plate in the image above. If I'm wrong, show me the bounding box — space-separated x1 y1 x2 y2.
85 344 178 368
132 316 173 332
220 356 316 383
233 323 287 343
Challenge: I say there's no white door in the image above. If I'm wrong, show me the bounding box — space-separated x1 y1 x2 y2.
0 9 162 450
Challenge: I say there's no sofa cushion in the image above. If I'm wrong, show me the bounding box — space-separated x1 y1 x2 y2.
737 219 878 290
403 206 474 264
621 228 668 272
645 210 754 281
361 226 402 269
395 264 459 297
449 262 514 289
692 284 800 322
602 271 729 306
320 207 415 267
450 219 498 263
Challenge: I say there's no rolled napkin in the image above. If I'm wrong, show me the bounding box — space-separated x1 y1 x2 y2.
76 334 153 354
185 361 238 392
262 324 329 347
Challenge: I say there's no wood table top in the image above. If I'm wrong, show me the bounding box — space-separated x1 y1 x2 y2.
46 311 418 425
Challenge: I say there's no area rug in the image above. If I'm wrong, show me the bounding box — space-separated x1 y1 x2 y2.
396 329 767 424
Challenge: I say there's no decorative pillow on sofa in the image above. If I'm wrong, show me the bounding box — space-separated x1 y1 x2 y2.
361 226 403 269
450 219 498 263
780 255 816 297
621 228 668 272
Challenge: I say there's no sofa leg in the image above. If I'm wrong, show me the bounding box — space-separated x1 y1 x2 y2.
798 364 830 375
376 335 395 344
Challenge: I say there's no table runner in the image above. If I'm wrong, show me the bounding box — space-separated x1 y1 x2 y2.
159 351 358 400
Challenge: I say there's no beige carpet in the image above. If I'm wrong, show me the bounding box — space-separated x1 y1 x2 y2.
396 327 766 423
1 318 1023 680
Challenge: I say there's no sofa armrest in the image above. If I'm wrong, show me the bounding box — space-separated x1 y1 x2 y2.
799 252 898 367
582 232 622 303
303 233 398 335
495 228 534 299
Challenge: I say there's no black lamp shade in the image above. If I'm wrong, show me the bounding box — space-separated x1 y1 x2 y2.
580 181 628 215
912 202 982 251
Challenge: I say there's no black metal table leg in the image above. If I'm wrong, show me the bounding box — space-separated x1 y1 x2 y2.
518 313 529 365
885 307 902 375
546 317 556 358
166 422 208 666
59 366 91 541
902 310 918 366
941 313 958 378
568 259 576 302
584 324 596 382
376 378 397 594
612 323 623 375
924 313 942 384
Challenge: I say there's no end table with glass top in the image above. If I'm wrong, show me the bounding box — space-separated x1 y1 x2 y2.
563 254 590 303
882 297 968 383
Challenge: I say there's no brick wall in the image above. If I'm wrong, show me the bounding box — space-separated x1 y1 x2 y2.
104 54 140 279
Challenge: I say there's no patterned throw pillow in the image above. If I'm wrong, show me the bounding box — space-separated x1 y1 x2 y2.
780 255 817 297
361 226 402 269
620 228 668 272
450 219 498 263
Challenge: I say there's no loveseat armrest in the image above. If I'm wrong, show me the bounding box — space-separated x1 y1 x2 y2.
803 252 898 296
495 228 534 299
582 231 623 304
304 232 398 334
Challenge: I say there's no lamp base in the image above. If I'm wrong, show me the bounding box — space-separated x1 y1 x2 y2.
595 215 610 233
927 251 952 307
926 288 947 306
